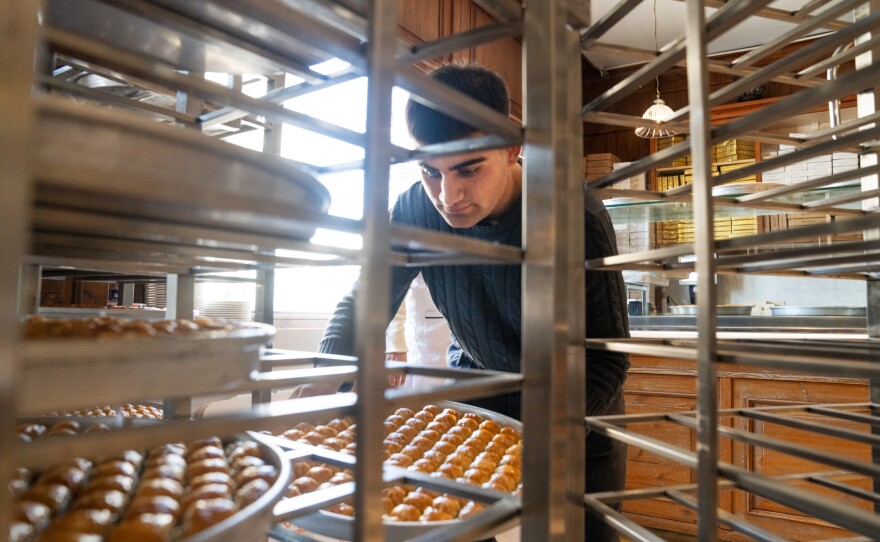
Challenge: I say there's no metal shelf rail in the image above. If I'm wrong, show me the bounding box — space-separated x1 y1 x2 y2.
4 1 594 541
581 0 879 540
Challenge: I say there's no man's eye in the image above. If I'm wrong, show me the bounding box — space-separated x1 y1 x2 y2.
460 167 479 177
422 168 440 179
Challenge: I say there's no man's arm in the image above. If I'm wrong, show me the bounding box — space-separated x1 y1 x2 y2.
584 194 631 416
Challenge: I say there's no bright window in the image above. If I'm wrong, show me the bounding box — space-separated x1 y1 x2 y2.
207 67 421 316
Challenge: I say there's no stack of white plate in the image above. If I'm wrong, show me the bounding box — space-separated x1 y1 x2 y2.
194 283 207 316
204 300 253 321
144 283 166 309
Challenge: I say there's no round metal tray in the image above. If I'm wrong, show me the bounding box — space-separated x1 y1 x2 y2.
21 322 275 414
33 97 330 241
183 432 292 542
18 429 290 542
667 304 754 316
769 306 866 317
283 401 522 542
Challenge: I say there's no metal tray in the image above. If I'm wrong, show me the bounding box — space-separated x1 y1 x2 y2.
183 432 292 542
283 401 522 542
32 97 330 242
668 304 754 316
769 306 867 317
21 322 274 414
38 306 169 320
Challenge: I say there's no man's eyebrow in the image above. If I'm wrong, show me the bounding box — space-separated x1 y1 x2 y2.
450 158 486 171
417 157 486 172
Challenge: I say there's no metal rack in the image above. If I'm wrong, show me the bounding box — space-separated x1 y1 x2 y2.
581 0 879 540
2 1 593 540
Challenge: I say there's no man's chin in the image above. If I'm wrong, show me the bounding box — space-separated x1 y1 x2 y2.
441 213 480 229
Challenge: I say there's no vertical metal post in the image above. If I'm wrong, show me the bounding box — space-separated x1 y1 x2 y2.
354 1 397 539
854 0 880 509
564 20 587 541
256 74 283 330
252 74 283 407
254 269 275 327
18 264 41 317
164 273 195 419
253 269 274 406
121 282 135 307
684 1 719 540
176 73 204 130
262 74 285 157
1 0 38 535
522 1 573 540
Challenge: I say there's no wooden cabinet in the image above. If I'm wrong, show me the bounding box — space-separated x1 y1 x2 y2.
397 1 523 121
623 355 871 540
397 0 451 54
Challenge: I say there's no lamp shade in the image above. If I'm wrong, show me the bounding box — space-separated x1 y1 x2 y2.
635 98 679 138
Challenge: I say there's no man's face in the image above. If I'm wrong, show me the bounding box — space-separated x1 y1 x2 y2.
417 146 521 229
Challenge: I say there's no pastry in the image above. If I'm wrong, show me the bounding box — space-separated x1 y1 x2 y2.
106 513 175 542
179 498 238 537
125 495 181 518
235 479 270 507
21 483 72 515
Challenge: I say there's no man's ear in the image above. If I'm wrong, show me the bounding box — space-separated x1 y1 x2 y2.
504 145 522 165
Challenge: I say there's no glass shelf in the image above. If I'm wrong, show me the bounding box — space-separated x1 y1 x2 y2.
605 183 864 223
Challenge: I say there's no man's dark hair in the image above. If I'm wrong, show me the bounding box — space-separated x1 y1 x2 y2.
405 63 510 146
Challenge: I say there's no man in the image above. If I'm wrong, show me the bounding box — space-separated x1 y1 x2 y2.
298 63 629 541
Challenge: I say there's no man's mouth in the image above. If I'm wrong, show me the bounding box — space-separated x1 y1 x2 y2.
444 204 473 215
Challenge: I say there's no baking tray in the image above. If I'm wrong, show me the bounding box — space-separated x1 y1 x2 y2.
668 304 754 316
183 432 292 542
21 322 274 414
769 306 867 317
32 97 330 242
15 428 289 542
281 401 522 542
38 306 168 321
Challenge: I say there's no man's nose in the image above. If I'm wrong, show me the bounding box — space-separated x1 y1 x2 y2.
439 176 464 206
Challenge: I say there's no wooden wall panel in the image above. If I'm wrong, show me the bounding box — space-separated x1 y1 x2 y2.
397 0 450 47
730 379 872 540
449 2 523 122
622 373 700 531
40 278 74 307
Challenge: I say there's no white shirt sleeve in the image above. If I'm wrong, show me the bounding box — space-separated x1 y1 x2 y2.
385 298 408 353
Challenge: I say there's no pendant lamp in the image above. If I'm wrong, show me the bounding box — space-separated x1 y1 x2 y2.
635 0 679 139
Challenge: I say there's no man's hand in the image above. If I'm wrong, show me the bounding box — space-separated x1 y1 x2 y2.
288 382 339 399
386 352 407 388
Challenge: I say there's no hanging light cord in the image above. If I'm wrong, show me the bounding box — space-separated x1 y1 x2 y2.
653 0 660 102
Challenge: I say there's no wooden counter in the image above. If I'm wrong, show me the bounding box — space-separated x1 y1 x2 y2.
621 351 872 540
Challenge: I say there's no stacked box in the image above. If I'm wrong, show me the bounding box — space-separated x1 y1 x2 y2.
655 135 690 167
718 162 757 184
713 139 755 162
655 216 758 246
657 174 687 191
806 155 832 181
782 161 810 185
760 145 858 186
584 153 621 181
832 152 859 172
605 162 647 191
831 152 860 187
763 211 863 244
613 216 654 254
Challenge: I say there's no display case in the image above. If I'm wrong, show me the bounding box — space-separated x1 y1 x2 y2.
2 1 592 540
581 1 880 540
